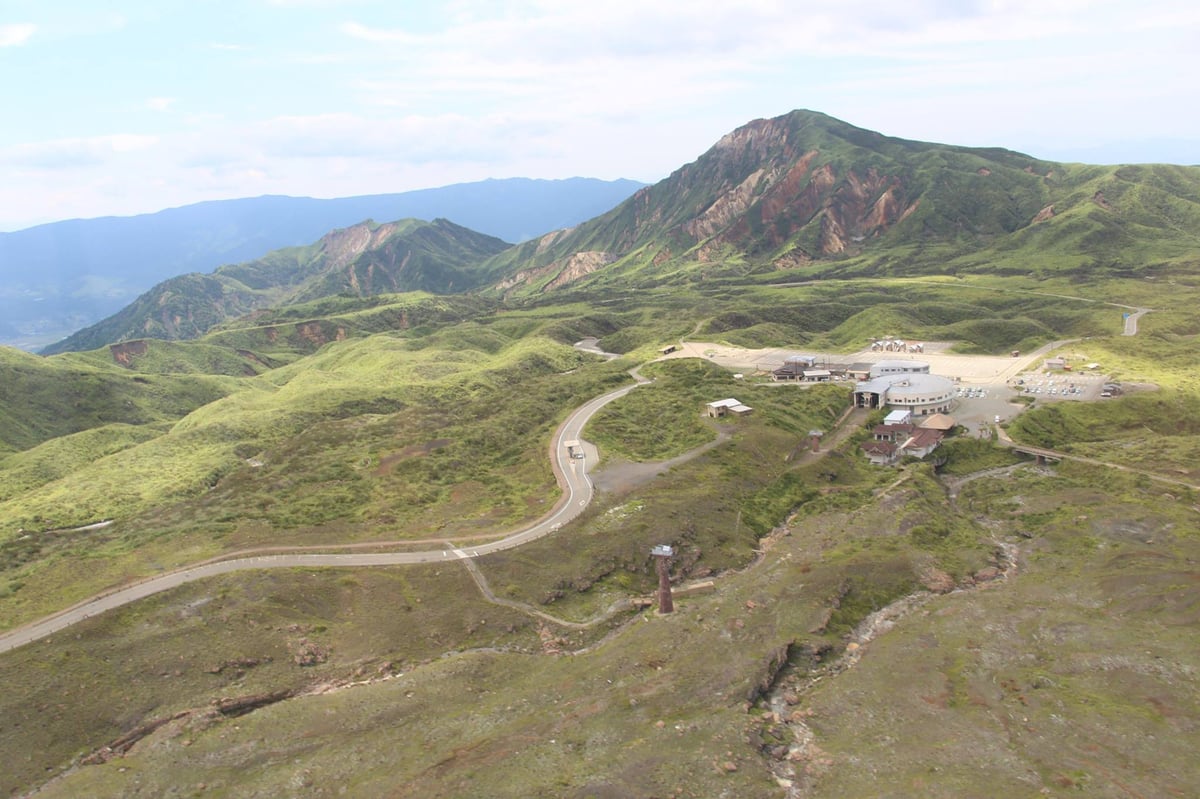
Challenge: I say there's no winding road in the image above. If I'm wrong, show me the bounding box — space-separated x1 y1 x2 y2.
0 369 651 654
0 294 1159 656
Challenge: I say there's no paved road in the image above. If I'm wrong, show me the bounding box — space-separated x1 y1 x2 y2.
1123 308 1149 336
0 370 650 654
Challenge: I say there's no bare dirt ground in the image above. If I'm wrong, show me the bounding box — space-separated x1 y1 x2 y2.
590 424 732 495
659 340 1130 434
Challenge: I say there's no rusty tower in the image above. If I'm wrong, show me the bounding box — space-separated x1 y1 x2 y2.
651 544 674 614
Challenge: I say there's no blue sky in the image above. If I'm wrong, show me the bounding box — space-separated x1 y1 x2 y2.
1 0 1198 231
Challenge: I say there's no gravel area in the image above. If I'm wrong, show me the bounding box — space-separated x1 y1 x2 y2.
659 340 1124 434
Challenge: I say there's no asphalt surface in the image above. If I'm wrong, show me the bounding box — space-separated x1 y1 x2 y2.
0 367 650 654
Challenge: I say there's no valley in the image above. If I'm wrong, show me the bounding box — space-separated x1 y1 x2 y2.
1 110 1199 797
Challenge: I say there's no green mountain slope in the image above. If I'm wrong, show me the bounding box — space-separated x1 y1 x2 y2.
0 346 241 454
42 218 510 354
481 110 1200 293
4 109 1200 799
0 177 645 351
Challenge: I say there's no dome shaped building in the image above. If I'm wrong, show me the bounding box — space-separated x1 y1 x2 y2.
854 371 955 416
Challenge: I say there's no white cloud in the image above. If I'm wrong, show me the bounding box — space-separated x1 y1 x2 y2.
2 0 1198 231
339 21 421 44
1 134 159 170
0 23 36 47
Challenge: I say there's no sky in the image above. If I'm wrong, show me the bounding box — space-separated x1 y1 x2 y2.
1 0 1199 232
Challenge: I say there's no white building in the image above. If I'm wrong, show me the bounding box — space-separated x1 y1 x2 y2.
854 372 955 416
870 360 931 377
706 398 753 418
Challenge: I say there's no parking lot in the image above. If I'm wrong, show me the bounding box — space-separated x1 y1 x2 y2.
662 340 1123 435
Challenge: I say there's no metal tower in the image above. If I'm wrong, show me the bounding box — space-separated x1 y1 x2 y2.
651 545 674 614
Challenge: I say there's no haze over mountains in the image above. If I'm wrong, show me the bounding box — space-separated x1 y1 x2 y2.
4 109 1200 798
43 110 1200 356
0 177 644 351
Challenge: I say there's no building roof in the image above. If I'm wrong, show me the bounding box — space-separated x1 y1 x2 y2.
873 423 914 436
918 413 956 431
870 359 930 377
901 427 944 451
708 397 752 414
862 441 897 455
855 372 955 396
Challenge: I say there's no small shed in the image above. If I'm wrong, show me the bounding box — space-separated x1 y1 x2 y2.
883 409 912 425
706 398 753 418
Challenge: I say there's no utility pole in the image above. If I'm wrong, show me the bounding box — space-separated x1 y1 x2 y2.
651 545 674 614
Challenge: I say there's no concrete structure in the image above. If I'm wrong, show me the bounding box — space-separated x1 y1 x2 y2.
870 359 931 377
853 372 955 416
838 362 871 381
706 398 752 418
870 338 923 353
884 409 912 425
771 354 820 381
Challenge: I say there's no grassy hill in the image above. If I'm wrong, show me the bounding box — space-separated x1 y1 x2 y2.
0 177 645 351
3 110 1200 797
42 219 510 354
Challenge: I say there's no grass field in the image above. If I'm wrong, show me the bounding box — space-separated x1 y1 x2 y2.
3 274 1200 796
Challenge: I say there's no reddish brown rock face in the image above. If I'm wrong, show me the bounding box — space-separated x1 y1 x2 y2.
109 339 149 366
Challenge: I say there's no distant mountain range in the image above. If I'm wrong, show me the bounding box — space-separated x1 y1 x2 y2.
28 109 1200 355
42 219 511 354
0 177 644 350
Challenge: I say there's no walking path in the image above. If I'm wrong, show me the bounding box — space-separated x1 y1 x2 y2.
993 424 1199 491
0 303 1168 655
